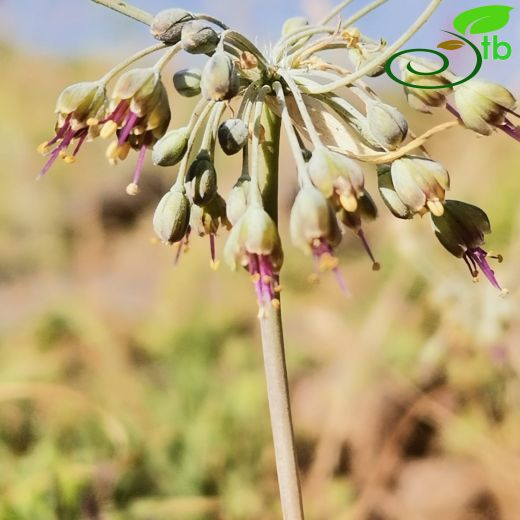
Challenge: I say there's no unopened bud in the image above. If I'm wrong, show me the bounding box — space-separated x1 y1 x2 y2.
186 151 218 205
366 100 408 150
151 8 194 44
153 189 191 244
218 119 249 155
454 79 516 136
201 52 240 102
181 20 219 55
173 68 201 98
152 127 190 166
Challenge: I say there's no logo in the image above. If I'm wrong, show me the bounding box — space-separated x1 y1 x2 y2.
386 5 513 89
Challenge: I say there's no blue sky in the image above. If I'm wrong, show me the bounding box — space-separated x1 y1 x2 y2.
2 0 519 84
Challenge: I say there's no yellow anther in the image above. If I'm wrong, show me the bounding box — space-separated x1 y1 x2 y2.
117 142 131 160
500 288 510 297
59 150 67 159
100 120 118 139
274 284 283 293
251 273 261 283
86 117 99 126
340 194 358 213
105 140 119 160
271 298 281 310
37 142 49 155
427 200 445 217
63 155 76 164
319 253 339 272
126 182 140 196
210 259 220 271
262 275 272 284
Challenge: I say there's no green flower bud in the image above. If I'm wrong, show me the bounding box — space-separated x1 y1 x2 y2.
173 68 202 98
366 100 408 151
186 151 218 206
152 127 190 166
201 52 240 102
153 189 191 244
181 20 220 54
151 8 194 44
226 178 250 225
282 16 308 37
390 156 449 217
402 62 452 113
218 119 249 155
308 146 365 212
55 81 107 129
289 184 341 255
454 79 516 136
377 164 414 220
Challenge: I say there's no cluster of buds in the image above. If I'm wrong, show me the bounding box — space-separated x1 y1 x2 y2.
40 0 516 309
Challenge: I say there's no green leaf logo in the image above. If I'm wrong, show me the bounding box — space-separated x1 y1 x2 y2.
453 5 513 34
437 39 466 50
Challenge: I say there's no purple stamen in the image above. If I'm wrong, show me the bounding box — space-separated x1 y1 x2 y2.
209 234 216 263
118 111 139 146
465 247 502 290
37 126 76 179
131 144 147 186
357 229 380 271
100 100 129 125
499 119 520 143
72 128 88 156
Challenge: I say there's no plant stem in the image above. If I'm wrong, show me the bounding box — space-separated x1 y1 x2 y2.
91 0 153 25
259 104 304 519
259 307 304 520
305 0 444 94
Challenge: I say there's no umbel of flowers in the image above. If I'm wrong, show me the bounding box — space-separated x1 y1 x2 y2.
39 1 516 517
39 2 515 302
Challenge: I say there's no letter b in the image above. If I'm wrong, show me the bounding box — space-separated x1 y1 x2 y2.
493 35 512 60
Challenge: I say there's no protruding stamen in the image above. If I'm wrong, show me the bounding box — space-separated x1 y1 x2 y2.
357 229 381 271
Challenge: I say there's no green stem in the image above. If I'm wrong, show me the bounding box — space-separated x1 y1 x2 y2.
99 43 167 84
304 0 444 94
258 103 304 520
91 0 153 25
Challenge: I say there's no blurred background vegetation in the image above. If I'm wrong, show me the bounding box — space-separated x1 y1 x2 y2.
1 1 520 519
